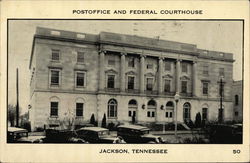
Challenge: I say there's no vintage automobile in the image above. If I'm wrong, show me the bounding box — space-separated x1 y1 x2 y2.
7 127 44 143
117 125 165 143
44 128 87 143
75 127 125 143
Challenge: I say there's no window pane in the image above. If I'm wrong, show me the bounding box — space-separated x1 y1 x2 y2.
51 70 59 85
203 82 208 95
169 112 172 118
165 112 168 117
50 102 58 116
52 50 60 61
147 111 150 117
182 63 188 73
76 72 85 86
152 112 155 117
128 76 135 89
128 58 135 67
107 75 115 88
146 78 153 91
77 52 84 63
164 80 171 92
165 62 171 71
181 81 187 93
76 103 84 116
128 111 132 117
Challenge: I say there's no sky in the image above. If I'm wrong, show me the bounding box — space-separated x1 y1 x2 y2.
8 20 243 114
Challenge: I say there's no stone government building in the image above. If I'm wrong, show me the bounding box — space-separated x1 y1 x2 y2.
29 27 234 131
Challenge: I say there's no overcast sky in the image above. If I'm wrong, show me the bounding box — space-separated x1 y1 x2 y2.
8 20 243 114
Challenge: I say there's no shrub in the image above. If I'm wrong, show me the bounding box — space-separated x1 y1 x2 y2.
107 122 115 131
90 114 96 126
195 112 202 128
101 113 106 128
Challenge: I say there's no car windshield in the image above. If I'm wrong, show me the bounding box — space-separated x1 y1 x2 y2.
98 130 109 138
141 130 150 135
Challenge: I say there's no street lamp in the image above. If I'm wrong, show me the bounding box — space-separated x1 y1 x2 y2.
174 93 180 137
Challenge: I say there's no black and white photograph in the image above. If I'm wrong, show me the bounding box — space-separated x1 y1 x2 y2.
7 20 243 144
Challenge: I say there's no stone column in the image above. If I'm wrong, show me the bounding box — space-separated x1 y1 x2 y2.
120 52 126 92
175 59 181 94
158 57 163 94
140 55 145 94
99 51 105 91
192 61 197 96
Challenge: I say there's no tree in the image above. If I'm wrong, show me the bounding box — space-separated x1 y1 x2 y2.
8 104 16 127
195 112 202 128
101 113 106 128
132 114 136 124
90 114 96 126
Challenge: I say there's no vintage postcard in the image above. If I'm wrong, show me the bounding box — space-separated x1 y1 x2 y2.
0 0 249 162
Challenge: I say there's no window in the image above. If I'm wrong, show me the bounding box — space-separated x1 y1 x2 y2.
128 57 135 67
146 78 153 91
235 111 238 116
169 112 173 118
166 111 173 118
50 102 58 117
151 112 155 117
202 108 208 120
147 111 151 117
128 76 135 90
108 59 115 66
147 64 153 69
235 95 239 105
165 62 171 71
128 99 137 118
75 72 86 87
147 100 156 118
182 63 188 73
50 69 60 86
183 102 191 121
202 82 209 95
107 75 115 88
51 49 60 61
165 112 169 117
77 52 84 63
76 103 84 117
219 68 224 77
181 81 187 93
203 66 209 75
108 99 117 118
164 79 171 92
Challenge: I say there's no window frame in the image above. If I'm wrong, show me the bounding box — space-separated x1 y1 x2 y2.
181 62 188 73
219 68 225 77
50 101 59 117
181 80 188 93
128 57 135 68
75 71 86 88
76 102 84 117
107 74 115 89
51 49 60 61
77 51 85 63
165 61 171 71
146 77 154 91
203 65 209 75
108 59 116 66
49 69 61 87
164 79 171 92
107 99 118 118
202 82 209 95
127 75 135 90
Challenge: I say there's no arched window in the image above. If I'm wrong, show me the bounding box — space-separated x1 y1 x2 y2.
108 99 117 118
128 99 138 117
76 98 85 117
50 96 60 117
235 95 239 106
166 101 174 118
147 99 156 118
183 102 191 121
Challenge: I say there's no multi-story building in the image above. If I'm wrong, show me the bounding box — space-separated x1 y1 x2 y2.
232 80 243 122
29 27 234 131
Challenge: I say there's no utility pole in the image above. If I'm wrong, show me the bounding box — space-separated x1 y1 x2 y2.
219 77 223 123
16 68 19 127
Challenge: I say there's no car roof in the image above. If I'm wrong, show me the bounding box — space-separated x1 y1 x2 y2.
78 127 108 132
8 127 28 133
117 125 149 130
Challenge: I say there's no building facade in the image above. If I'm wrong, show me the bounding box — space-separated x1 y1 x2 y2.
232 80 243 122
29 27 234 131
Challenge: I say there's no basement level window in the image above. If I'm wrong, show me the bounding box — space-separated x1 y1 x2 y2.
51 30 61 36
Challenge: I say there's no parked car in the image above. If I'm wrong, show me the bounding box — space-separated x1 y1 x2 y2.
44 128 87 143
75 127 125 143
8 127 29 143
16 136 45 143
117 125 165 143
206 123 242 144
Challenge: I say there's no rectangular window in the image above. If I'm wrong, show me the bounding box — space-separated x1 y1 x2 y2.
219 68 225 77
128 58 135 67
128 76 135 90
164 79 171 92
146 78 153 91
77 52 84 63
108 59 115 66
128 111 132 117
202 108 208 120
50 102 58 116
165 112 169 117
50 70 60 86
76 103 84 117
181 81 187 93
147 64 153 69
182 63 188 73
151 111 155 117
76 72 85 87
202 82 209 95
169 112 172 118
107 75 115 88
165 62 171 71
147 111 151 117
51 49 60 61
203 66 209 75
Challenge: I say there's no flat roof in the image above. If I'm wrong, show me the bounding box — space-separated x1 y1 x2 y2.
78 127 108 132
118 125 149 130
8 127 28 133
